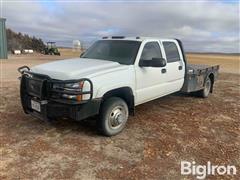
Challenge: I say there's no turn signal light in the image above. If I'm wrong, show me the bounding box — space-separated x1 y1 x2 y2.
76 95 82 102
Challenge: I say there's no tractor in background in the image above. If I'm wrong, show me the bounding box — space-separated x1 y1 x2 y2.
44 42 60 55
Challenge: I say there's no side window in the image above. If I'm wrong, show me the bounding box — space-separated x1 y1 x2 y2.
140 42 162 61
163 42 180 63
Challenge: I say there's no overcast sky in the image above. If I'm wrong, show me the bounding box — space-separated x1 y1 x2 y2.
1 0 239 53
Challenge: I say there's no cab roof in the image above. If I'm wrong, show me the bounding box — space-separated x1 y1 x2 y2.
101 36 176 42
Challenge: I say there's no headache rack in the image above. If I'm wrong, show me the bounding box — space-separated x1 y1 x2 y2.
18 66 93 105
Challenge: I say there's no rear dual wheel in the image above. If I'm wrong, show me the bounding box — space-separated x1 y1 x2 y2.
98 97 129 136
198 76 212 98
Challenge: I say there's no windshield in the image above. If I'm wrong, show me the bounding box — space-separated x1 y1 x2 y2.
81 40 141 65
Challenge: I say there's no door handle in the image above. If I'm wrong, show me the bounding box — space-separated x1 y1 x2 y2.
161 68 167 73
178 66 183 70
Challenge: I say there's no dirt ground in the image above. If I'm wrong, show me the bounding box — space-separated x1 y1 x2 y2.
0 51 239 179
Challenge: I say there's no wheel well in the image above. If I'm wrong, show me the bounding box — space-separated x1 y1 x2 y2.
208 73 214 93
101 87 135 115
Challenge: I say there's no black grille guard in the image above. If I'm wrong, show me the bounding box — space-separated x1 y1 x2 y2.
18 66 93 104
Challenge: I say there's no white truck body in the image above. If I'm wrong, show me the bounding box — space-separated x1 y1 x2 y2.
18 37 219 136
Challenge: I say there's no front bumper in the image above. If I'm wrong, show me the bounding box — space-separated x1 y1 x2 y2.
22 95 101 121
19 66 100 121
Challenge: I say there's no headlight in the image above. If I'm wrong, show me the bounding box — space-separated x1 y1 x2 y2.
52 80 90 102
64 82 84 90
53 81 84 91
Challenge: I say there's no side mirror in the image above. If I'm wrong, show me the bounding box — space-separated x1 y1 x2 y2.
139 58 166 67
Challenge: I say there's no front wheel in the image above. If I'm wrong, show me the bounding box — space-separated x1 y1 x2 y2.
98 97 129 136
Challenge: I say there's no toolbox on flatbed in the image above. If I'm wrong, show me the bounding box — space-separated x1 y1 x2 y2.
181 64 220 93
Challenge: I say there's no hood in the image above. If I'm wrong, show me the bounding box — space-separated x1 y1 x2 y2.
31 58 127 80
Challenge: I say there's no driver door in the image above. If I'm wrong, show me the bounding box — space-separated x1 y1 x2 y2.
135 41 168 105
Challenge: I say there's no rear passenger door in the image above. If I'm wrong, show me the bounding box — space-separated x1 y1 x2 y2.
162 40 185 93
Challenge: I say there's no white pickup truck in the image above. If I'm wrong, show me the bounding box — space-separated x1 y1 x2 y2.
18 37 219 136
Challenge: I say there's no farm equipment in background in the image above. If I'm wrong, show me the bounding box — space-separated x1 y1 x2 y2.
44 42 60 56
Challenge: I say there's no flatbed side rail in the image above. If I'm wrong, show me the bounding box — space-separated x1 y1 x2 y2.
187 65 220 76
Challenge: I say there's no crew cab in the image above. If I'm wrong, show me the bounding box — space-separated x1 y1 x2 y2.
18 37 219 136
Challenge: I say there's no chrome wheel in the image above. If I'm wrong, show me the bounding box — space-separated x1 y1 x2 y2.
98 97 129 136
108 105 127 129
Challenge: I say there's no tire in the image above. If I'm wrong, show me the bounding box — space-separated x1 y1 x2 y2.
198 76 212 98
98 97 129 136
